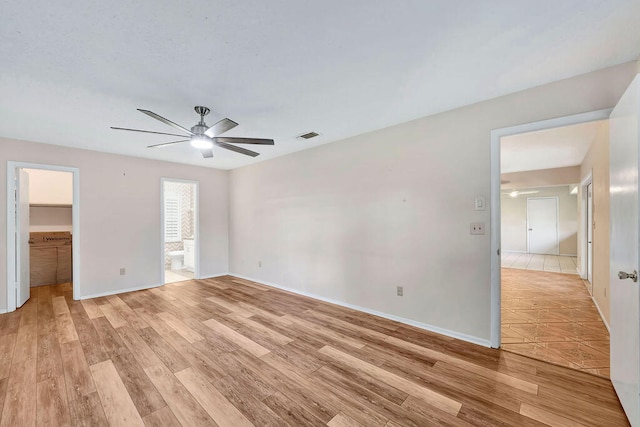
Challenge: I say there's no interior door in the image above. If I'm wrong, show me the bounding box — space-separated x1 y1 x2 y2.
610 73 640 425
16 169 30 307
527 197 558 255
587 182 594 287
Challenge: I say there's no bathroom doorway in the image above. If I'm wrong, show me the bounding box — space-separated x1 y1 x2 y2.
161 178 199 284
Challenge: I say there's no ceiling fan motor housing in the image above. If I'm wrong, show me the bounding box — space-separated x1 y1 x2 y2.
191 123 208 136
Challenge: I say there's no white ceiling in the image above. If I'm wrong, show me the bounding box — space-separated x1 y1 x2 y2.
1 1 639 170
501 120 606 173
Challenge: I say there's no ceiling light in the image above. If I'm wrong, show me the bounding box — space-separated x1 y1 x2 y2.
509 191 518 198
570 185 578 195
190 136 213 149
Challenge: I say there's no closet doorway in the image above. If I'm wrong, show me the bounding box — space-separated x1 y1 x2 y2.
161 178 199 284
6 162 80 312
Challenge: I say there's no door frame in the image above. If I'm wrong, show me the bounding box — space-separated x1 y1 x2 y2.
526 196 559 255
489 108 612 348
6 161 80 312
160 178 200 284
579 171 593 282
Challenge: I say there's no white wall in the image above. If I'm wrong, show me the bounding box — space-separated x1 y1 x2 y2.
579 121 611 324
229 62 637 343
30 206 72 232
501 186 578 255
0 139 229 308
24 168 73 205
501 166 580 190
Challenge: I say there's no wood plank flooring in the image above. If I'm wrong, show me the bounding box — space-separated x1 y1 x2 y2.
501 268 610 377
0 276 629 426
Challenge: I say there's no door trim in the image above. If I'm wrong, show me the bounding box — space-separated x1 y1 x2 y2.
579 171 593 280
526 196 559 255
489 108 612 348
6 161 80 312
160 178 200 284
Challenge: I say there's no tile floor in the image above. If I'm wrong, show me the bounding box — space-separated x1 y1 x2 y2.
501 252 578 274
501 268 610 377
164 269 195 284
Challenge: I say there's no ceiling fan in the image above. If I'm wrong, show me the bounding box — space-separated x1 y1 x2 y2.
111 106 274 158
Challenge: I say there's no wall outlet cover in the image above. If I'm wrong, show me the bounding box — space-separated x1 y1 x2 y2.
470 222 485 235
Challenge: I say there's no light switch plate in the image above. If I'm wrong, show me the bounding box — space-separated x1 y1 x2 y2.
470 222 485 235
474 196 486 211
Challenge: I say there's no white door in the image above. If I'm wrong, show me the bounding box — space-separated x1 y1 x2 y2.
527 197 558 255
16 169 30 307
610 74 640 425
587 182 594 287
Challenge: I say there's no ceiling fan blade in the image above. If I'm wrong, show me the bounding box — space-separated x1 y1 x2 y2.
216 141 260 157
138 109 194 136
147 139 190 148
214 136 274 145
110 127 190 138
519 191 540 195
204 118 239 138
201 149 214 158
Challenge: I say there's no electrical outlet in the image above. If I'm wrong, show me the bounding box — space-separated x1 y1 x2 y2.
470 222 485 235
120 268 126 275
397 286 403 296
258 261 262 268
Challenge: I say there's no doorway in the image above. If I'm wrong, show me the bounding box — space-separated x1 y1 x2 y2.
6 162 80 312
490 110 612 376
161 178 199 284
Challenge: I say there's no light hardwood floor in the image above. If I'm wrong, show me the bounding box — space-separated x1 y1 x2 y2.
0 276 629 426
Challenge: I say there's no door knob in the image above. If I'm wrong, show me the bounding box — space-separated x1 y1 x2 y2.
618 270 638 282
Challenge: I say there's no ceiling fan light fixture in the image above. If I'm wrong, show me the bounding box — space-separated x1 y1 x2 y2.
190 136 213 149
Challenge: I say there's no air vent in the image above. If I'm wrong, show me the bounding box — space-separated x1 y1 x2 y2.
297 131 320 140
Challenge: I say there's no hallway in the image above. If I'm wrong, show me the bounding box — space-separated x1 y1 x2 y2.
501 268 610 377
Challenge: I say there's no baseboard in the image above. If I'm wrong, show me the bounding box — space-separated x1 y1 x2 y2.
229 273 491 348
79 282 163 300
79 273 231 300
591 296 610 332
502 251 577 257
0 309 7 315
198 273 231 280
